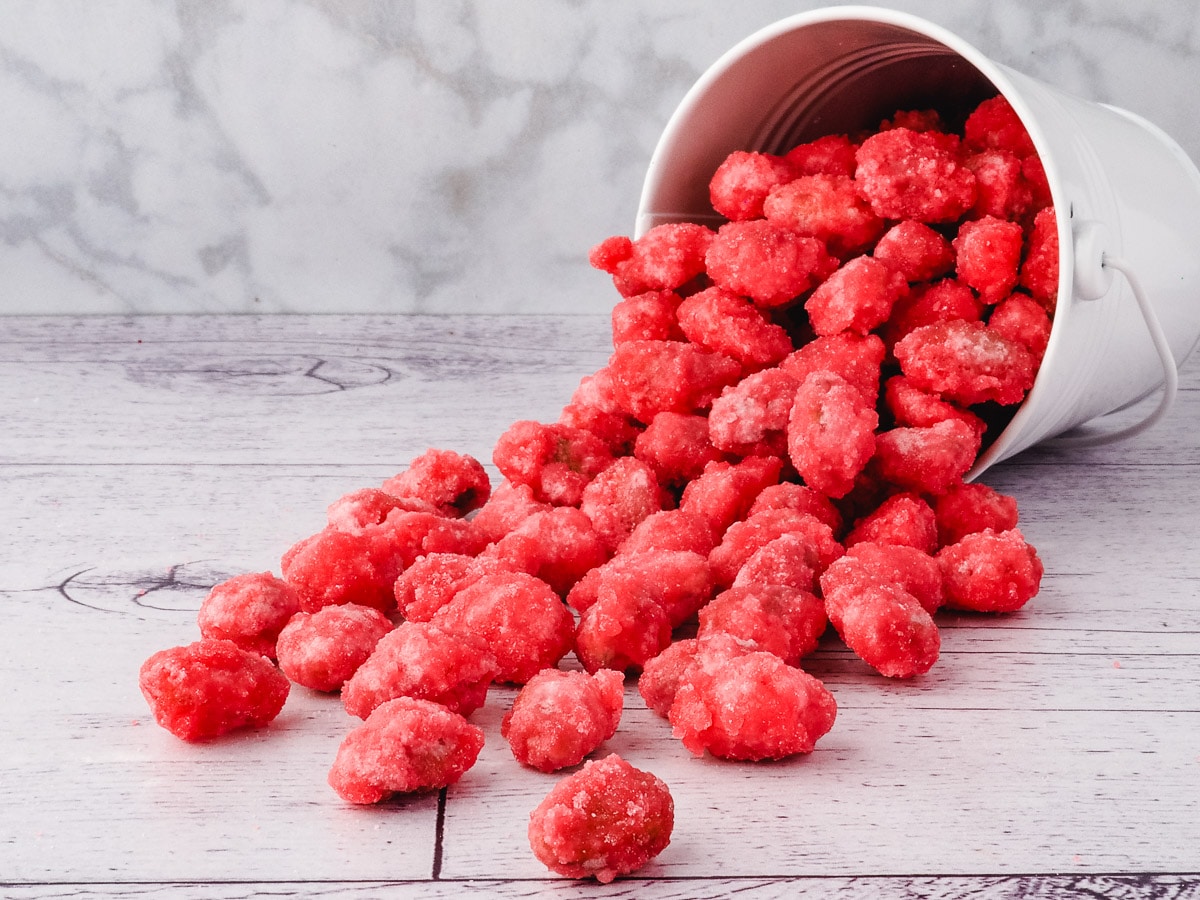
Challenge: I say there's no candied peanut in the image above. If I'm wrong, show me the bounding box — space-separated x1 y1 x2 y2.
855 128 976 222
608 340 741 423
893 319 1036 407
669 646 837 760
676 286 794 370
709 149 798 221
276 604 393 692
197 571 301 660
579 456 668 551
697 583 827 664
528 754 674 883
705 219 838 308
432 571 575 684
934 481 1020 548
938 527 1043 613
139 639 290 742
381 448 491 517
953 215 1024 303
502 668 624 772
763 173 885 257
787 371 878 499
873 220 955 283
844 492 939 553
329 697 484 804
341 620 497 720
805 255 908 336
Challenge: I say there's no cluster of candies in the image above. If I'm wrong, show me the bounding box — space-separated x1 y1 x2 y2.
139 94 1053 883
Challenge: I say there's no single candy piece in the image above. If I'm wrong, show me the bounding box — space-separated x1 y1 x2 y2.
367 509 485 586
938 527 1043 612
579 456 667 551
282 528 393 614
732 533 818 593
783 133 859 177
326 488 436 532
678 456 784 538
392 553 479 622
432 571 576 684
882 278 985 351
197 571 302 660
762 173 886 257
669 647 837 760
844 492 939 554
805 255 908 336
341 620 497 720
638 632 755 718
824 580 941 678
873 220 955 283
855 128 976 223
787 371 879 500
707 368 799 457
883 375 987 440
620 508 717 558
705 219 839 308
492 420 615 507
574 585 673 674
709 507 842 588
821 541 944 616
893 319 1036 407
381 448 491 517
466 480 551 546
779 331 886 404
567 549 714 627
697 583 827 665
502 668 624 772
964 95 1036 157
590 223 715 297
988 292 1052 361
275 603 394 692
1020 207 1059 311
483 506 610 596
872 420 982 497
709 150 797 221
139 639 290 742
746 482 843 534
953 215 1024 303
558 399 642 458
676 287 794 371
633 411 724 489
966 149 1033 221
880 108 945 132
933 481 1020 548
328 697 484 804
608 340 742 423
611 290 685 345
528 754 674 884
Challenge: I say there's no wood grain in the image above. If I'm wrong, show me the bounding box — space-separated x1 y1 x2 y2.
2 315 1198 897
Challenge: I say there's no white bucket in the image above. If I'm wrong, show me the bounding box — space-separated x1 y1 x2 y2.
635 5 1200 477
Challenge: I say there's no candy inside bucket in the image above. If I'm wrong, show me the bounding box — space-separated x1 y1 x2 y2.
637 7 1200 476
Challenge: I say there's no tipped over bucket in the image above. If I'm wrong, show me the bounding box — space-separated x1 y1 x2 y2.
636 5 1200 478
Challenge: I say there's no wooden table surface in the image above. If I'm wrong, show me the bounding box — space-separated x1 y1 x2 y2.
3 314 1199 899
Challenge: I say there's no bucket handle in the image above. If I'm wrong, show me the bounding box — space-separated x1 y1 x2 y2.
1049 253 1180 448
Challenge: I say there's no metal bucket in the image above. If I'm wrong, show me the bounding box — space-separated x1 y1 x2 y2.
636 5 1200 476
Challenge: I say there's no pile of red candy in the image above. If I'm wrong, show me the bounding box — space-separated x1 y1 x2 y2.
139 95 1054 883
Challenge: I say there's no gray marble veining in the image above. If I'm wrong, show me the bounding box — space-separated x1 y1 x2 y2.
2 0 1198 315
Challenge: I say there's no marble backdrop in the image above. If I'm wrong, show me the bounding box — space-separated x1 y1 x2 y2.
2 0 1198 315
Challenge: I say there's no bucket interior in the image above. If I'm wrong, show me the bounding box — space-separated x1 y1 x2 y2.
638 17 1007 232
